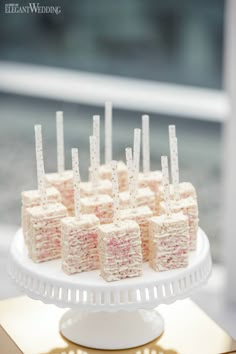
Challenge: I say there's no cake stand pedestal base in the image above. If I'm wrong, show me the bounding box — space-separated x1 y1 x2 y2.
59 309 164 350
9 229 212 350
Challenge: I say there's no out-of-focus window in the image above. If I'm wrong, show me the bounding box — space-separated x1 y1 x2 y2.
0 0 224 88
0 1 224 265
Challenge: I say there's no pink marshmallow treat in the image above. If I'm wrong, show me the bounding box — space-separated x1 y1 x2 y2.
156 182 197 215
27 203 67 263
21 187 61 246
96 161 128 192
138 170 162 193
119 187 155 212
81 194 113 224
80 179 112 198
98 220 142 282
120 206 153 262
61 214 100 275
160 196 199 251
45 170 74 215
139 171 162 212
149 212 189 271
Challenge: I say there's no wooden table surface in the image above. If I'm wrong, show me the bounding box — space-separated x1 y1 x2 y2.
0 296 235 354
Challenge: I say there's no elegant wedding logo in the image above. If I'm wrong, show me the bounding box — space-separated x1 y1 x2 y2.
5 2 61 14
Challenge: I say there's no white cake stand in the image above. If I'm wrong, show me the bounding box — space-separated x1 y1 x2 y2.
8 228 211 350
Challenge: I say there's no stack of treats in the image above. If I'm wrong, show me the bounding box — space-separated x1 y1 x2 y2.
149 156 190 271
26 125 67 263
21 102 199 282
45 112 74 215
61 148 100 275
98 161 143 281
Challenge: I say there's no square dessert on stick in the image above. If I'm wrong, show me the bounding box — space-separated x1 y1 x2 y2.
120 187 155 210
45 112 74 215
160 133 199 250
22 187 60 245
21 122 62 246
120 147 153 261
98 161 142 282
27 125 67 262
21 124 61 244
156 125 197 213
61 148 100 275
160 196 199 251
139 115 162 195
149 156 189 271
119 128 155 212
80 179 112 198
82 115 112 197
81 136 113 224
28 203 67 263
97 102 128 191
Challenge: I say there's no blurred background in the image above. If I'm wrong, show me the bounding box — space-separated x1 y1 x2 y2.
1 0 235 338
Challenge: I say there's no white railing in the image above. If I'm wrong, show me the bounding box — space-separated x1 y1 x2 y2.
0 61 229 122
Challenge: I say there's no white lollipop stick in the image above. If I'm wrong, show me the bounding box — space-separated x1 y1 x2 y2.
105 101 112 164
56 111 65 174
90 136 98 196
161 156 171 215
172 137 180 200
125 147 136 209
34 125 47 207
133 128 141 173
169 125 176 139
169 125 176 181
93 115 100 166
169 125 180 200
111 160 120 226
142 115 150 174
133 128 141 194
72 148 81 219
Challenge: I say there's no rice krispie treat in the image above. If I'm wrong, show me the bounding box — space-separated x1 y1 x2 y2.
61 214 100 274
149 212 189 271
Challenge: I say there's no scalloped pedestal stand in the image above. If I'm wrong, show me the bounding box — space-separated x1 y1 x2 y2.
8 228 211 350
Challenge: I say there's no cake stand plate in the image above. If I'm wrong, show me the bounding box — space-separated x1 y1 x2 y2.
8 228 212 350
